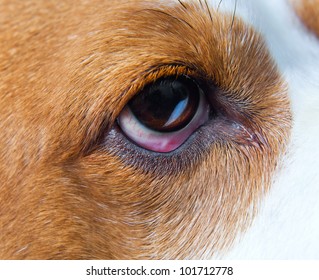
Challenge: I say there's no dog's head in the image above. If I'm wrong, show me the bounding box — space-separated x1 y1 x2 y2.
0 0 318 259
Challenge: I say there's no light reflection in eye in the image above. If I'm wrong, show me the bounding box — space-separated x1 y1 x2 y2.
164 98 188 127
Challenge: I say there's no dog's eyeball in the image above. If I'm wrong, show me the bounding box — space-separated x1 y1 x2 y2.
130 76 200 132
117 75 210 153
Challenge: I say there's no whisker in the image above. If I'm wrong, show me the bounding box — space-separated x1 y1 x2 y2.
217 0 223 11
204 0 213 23
177 0 187 10
230 0 238 30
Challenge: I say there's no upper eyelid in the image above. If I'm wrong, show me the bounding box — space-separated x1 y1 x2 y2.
76 6 263 113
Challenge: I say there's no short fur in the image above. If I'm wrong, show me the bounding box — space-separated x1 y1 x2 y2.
223 0 319 258
1 0 311 259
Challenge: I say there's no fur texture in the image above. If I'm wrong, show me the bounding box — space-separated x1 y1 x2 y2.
0 0 317 259
223 0 319 259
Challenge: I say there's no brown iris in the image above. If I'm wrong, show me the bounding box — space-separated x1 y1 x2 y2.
129 75 201 132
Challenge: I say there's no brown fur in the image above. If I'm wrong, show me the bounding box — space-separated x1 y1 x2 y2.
292 0 319 37
0 0 291 259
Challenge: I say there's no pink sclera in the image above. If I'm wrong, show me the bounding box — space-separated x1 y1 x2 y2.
118 90 210 153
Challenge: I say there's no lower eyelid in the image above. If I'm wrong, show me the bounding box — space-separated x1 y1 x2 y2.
102 123 207 175
102 117 256 177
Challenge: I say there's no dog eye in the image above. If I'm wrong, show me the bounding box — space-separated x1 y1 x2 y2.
117 75 210 153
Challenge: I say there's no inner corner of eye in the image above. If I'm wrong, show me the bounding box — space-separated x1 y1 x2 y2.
116 75 210 153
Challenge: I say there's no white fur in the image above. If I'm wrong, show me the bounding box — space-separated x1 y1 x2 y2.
208 0 319 259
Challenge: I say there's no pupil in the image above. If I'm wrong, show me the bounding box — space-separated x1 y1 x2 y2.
129 76 200 132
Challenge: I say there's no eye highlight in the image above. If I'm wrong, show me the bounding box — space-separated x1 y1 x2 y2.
117 75 210 153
